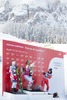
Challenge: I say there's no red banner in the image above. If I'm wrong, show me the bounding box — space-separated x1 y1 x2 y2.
3 40 64 92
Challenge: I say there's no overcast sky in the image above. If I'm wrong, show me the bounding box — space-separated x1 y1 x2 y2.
9 0 67 4
9 0 67 6
0 0 67 7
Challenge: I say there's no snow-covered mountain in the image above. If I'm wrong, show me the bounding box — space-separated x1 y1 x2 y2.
0 0 12 22
0 0 67 43
0 0 61 22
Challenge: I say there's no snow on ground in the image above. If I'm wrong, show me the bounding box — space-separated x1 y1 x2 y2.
0 32 67 52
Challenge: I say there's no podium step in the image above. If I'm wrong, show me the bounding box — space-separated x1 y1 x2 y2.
3 91 66 100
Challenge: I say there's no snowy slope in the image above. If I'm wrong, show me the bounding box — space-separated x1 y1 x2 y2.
1 32 67 53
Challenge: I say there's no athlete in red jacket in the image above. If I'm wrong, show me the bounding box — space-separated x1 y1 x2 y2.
41 68 52 92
